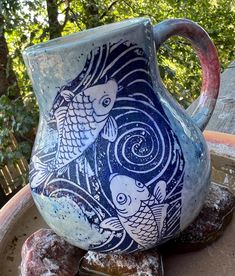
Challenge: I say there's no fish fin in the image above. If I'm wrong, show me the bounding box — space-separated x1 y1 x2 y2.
109 173 118 182
151 203 168 235
57 164 69 176
54 106 68 138
101 116 118 142
33 155 46 171
61 90 74 101
30 156 51 188
154 181 167 203
100 217 123 231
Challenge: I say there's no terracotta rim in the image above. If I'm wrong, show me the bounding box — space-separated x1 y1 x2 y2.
0 184 33 244
203 130 235 148
0 131 234 243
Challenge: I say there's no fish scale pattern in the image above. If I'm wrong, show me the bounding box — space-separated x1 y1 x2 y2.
120 196 161 247
126 211 158 246
54 90 107 167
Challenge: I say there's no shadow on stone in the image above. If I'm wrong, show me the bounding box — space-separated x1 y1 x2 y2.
160 183 235 254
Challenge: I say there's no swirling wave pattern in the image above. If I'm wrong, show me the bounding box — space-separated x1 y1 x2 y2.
109 101 171 177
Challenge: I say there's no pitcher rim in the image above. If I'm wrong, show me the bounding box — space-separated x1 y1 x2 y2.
23 17 150 57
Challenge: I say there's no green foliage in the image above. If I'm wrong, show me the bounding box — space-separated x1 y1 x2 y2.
0 93 37 163
0 0 235 167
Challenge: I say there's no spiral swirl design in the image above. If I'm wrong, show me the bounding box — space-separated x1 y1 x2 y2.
108 100 173 177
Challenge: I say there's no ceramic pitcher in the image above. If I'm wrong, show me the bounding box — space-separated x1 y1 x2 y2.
23 18 220 253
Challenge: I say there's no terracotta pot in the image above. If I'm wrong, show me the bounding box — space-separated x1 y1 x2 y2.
0 131 235 275
204 130 235 147
0 185 47 275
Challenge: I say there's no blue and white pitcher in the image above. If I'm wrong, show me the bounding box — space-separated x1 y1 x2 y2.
23 18 220 253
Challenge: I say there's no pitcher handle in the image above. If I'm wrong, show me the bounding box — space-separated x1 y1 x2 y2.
153 19 220 131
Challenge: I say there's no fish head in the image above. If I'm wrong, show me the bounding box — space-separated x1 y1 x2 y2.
110 174 150 217
85 79 118 121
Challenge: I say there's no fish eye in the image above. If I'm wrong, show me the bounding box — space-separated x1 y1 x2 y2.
116 193 127 205
102 97 111 107
135 181 144 188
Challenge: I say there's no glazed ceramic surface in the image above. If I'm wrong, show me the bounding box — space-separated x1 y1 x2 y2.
23 18 220 253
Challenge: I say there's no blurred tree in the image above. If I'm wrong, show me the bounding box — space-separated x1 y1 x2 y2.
46 0 72 38
0 0 38 165
0 10 19 99
46 0 62 38
0 0 22 201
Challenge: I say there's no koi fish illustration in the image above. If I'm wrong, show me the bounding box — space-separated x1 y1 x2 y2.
100 174 168 248
31 79 118 188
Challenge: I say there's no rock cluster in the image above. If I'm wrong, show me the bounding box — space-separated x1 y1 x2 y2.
160 183 235 253
20 229 85 276
79 250 163 276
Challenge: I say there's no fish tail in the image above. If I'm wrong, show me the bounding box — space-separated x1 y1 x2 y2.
30 156 52 188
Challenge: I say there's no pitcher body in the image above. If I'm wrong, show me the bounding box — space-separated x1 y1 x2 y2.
23 18 220 253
